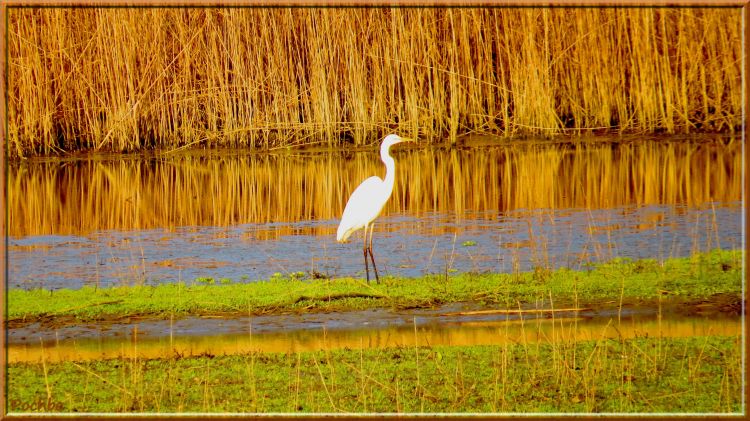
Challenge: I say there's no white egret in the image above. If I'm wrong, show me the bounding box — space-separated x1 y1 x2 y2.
336 134 414 283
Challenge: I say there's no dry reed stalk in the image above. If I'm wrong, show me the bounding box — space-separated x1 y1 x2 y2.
5 8 742 159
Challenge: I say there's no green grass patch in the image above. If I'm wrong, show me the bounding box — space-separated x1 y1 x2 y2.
7 249 742 324
7 335 742 413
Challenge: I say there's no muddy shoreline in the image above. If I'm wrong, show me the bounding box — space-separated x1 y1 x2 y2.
7 292 741 345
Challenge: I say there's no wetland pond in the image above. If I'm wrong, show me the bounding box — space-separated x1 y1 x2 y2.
8 305 742 364
7 134 743 360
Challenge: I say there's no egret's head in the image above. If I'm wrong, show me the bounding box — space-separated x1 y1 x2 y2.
381 134 415 150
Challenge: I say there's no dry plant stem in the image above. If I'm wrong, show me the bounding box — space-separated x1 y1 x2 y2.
5 8 742 158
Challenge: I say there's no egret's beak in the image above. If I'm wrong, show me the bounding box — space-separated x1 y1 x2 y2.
399 137 416 144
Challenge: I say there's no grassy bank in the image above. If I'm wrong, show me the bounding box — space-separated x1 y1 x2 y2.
7 335 742 413
7 249 742 326
7 8 742 158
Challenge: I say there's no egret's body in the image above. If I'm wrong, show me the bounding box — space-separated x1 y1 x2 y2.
336 177 390 242
337 134 412 283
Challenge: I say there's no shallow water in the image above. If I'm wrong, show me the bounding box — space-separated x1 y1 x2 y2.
7 305 741 363
7 204 741 290
7 135 742 289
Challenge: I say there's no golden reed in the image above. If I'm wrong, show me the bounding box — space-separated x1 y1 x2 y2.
7 8 742 158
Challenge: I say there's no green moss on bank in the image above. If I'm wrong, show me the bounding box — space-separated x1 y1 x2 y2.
7 249 742 324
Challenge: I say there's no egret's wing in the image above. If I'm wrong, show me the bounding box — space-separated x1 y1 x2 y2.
336 176 387 242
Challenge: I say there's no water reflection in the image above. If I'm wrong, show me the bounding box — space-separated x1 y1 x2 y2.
8 136 739 236
7 311 741 364
7 136 742 289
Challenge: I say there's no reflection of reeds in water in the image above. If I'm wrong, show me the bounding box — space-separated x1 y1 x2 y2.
7 314 741 364
8 139 740 238
6 8 742 158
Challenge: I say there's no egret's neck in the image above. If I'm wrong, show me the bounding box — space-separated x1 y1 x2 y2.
381 145 396 189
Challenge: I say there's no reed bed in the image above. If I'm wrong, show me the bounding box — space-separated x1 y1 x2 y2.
7 139 740 237
6 8 742 159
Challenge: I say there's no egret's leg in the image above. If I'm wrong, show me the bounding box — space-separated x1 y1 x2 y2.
362 225 371 283
367 224 380 283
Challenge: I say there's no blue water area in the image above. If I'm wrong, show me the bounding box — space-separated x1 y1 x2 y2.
7 202 742 290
